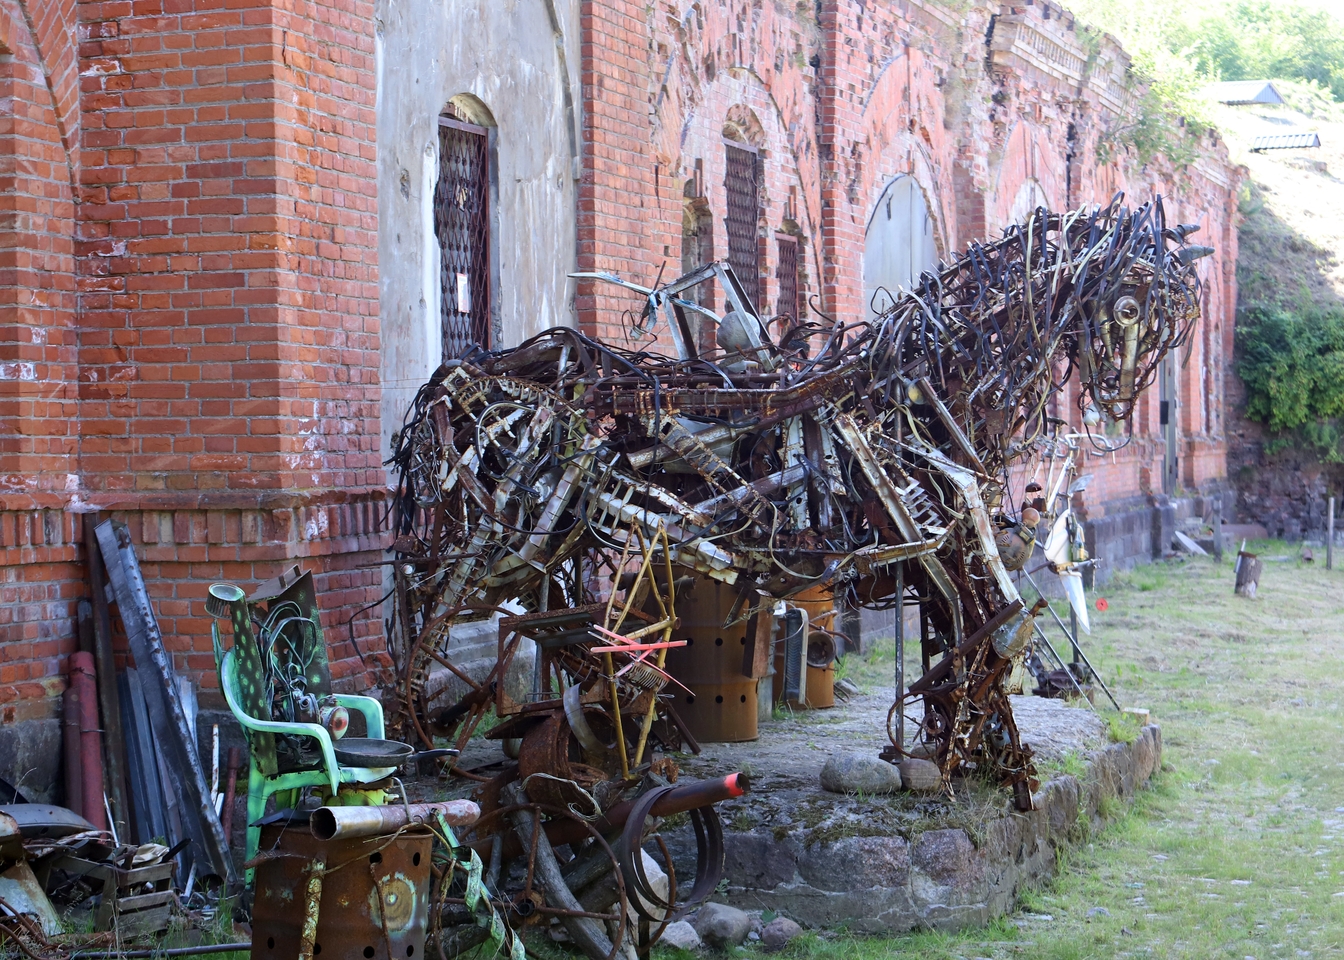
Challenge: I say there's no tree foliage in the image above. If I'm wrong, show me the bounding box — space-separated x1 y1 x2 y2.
1237 307 1344 460
1068 0 1344 102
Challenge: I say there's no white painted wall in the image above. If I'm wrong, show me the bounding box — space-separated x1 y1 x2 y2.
376 0 581 471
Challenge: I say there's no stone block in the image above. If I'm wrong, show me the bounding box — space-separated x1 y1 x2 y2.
723 832 800 890
798 834 910 891
911 828 980 889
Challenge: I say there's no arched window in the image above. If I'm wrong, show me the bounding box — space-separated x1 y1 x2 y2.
863 176 937 317
435 97 494 357
1008 178 1051 226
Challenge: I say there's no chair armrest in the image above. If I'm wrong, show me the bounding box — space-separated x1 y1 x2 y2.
332 694 385 740
220 652 341 793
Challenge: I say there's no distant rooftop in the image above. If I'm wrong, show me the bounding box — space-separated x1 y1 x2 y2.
1206 80 1285 105
1250 133 1322 152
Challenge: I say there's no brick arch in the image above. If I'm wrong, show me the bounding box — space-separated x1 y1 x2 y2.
446 93 496 127
991 121 1066 233
646 0 823 319
723 103 765 149
661 59 822 331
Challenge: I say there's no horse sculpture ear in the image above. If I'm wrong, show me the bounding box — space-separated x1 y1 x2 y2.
1175 244 1215 264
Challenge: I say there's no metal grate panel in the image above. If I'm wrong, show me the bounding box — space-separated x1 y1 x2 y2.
435 117 491 357
776 233 800 319
724 144 761 313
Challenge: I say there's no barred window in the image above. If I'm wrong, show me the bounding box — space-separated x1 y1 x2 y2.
435 114 491 357
776 233 801 320
724 142 762 312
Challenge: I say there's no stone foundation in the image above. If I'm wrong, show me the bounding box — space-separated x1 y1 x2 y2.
667 722 1162 934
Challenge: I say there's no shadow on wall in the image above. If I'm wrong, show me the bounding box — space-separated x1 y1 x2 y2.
1230 178 1344 541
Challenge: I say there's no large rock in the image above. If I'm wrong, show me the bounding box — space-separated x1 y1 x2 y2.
820 753 903 795
633 850 669 920
660 920 702 952
761 917 803 951
694 902 753 948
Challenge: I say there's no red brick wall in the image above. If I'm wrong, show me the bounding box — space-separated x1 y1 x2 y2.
577 0 656 343
0 0 84 739
75 0 379 497
72 0 386 688
0 0 387 771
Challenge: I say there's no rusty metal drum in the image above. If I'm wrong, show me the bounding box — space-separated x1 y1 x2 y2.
662 577 758 742
251 818 433 960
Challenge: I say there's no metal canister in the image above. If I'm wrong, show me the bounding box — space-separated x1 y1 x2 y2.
662 576 758 742
771 585 837 709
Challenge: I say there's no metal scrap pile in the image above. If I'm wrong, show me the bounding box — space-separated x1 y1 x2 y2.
387 195 1209 811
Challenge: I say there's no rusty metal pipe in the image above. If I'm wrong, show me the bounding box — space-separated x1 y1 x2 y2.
62 668 83 818
310 800 480 841
220 746 240 844
71 652 107 831
475 773 747 861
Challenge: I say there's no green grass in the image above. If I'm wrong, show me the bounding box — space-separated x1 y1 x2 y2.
662 548 1344 958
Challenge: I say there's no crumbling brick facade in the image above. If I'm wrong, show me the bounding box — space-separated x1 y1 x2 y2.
0 0 1239 799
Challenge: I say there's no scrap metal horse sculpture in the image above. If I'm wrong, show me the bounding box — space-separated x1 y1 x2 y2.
387 195 1209 807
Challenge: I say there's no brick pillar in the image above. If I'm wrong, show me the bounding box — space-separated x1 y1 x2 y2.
0 0 84 799
577 0 654 342
74 0 387 692
816 1 866 320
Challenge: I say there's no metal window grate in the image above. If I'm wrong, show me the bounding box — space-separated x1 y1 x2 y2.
724 144 761 312
776 234 800 319
435 116 491 357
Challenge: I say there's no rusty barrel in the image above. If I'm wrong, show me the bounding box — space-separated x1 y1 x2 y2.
663 576 758 742
772 585 837 709
251 818 433 960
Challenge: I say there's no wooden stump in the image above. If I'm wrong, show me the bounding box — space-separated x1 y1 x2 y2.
1235 551 1262 598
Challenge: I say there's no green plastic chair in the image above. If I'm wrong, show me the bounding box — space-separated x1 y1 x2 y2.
207 568 399 881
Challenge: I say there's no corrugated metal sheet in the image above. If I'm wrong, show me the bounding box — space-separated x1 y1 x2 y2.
1250 133 1322 151
1206 80 1284 104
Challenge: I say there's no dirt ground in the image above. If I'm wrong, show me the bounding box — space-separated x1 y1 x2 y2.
1210 90 1344 310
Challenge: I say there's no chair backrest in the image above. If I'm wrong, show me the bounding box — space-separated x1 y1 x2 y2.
214 567 331 776
246 568 334 699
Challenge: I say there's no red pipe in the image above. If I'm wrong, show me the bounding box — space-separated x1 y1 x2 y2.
221 747 240 844
71 652 107 831
63 666 83 816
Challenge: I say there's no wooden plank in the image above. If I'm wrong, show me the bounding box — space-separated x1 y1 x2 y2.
113 905 175 939
113 891 177 911
124 670 169 846
84 515 130 840
95 520 234 887
740 601 774 680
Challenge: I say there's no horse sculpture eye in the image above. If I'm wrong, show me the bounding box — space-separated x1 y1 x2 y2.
1113 295 1142 326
